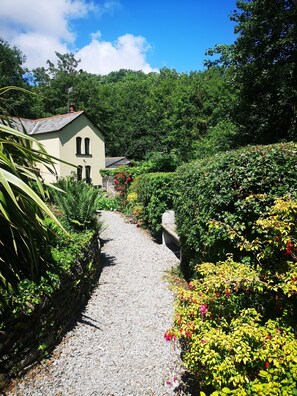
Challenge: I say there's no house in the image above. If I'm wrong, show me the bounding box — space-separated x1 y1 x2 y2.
13 110 105 186
105 157 132 169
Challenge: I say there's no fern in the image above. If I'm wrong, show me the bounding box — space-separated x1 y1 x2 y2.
52 176 103 231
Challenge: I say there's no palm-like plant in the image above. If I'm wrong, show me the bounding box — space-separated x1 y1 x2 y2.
52 176 103 231
0 87 64 290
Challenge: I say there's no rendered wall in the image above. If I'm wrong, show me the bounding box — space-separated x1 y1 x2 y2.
34 114 105 186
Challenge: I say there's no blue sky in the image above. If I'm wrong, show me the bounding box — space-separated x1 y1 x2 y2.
0 0 238 74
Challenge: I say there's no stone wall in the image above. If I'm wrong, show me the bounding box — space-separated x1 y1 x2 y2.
0 234 102 388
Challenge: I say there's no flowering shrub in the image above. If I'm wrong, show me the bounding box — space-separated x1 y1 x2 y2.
113 168 132 202
169 257 297 394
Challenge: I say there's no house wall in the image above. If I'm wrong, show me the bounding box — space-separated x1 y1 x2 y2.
33 132 61 184
59 114 105 186
34 114 105 186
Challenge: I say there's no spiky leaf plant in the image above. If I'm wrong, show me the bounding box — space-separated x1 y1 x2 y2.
52 176 103 231
0 87 65 290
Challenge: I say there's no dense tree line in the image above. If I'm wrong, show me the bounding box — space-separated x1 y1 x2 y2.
1 0 297 163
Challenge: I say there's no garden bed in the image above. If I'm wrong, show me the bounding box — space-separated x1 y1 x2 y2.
0 233 102 390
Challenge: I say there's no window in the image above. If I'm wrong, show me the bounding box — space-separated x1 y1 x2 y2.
85 165 91 184
77 165 82 181
76 137 82 155
85 138 90 155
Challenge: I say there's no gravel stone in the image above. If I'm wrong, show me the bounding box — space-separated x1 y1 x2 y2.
8 211 187 396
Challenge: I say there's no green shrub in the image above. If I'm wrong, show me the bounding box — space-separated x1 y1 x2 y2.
51 176 103 231
131 172 175 235
174 143 297 273
96 195 119 211
0 218 96 320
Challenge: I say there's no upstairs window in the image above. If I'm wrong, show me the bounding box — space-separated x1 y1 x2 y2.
76 137 82 155
85 165 91 184
77 165 82 181
85 138 90 155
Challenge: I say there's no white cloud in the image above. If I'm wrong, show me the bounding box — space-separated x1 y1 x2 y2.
76 33 158 74
0 0 156 74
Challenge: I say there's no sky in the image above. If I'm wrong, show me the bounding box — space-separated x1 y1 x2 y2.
0 0 238 75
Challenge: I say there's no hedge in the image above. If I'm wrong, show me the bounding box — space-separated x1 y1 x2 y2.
130 172 175 235
174 143 297 273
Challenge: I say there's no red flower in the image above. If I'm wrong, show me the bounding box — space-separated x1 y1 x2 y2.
285 241 294 255
225 289 231 297
164 331 176 342
215 291 220 297
265 361 269 369
292 277 297 283
201 339 207 343
185 331 192 338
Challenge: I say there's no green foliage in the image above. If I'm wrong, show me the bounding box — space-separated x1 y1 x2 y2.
100 152 177 181
51 176 103 231
207 0 297 145
27 57 235 163
0 97 65 290
168 258 297 394
0 218 96 323
174 143 297 272
130 172 175 234
194 120 239 160
96 194 119 211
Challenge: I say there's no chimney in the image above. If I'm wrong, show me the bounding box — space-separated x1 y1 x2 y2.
69 104 75 113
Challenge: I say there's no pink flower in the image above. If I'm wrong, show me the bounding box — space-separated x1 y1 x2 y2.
201 339 207 343
200 304 208 315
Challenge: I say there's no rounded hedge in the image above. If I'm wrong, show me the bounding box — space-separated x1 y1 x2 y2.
131 172 175 235
174 143 297 272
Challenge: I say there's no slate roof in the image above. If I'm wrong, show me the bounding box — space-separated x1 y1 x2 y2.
105 157 132 168
11 111 84 135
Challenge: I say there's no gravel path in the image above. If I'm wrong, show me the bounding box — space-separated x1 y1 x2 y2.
8 211 185 396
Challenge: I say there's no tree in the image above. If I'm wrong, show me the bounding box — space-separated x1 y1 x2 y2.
0 38 35 118
207 0 297 145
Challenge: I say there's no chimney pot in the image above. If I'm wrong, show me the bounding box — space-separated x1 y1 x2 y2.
69 104 75 113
